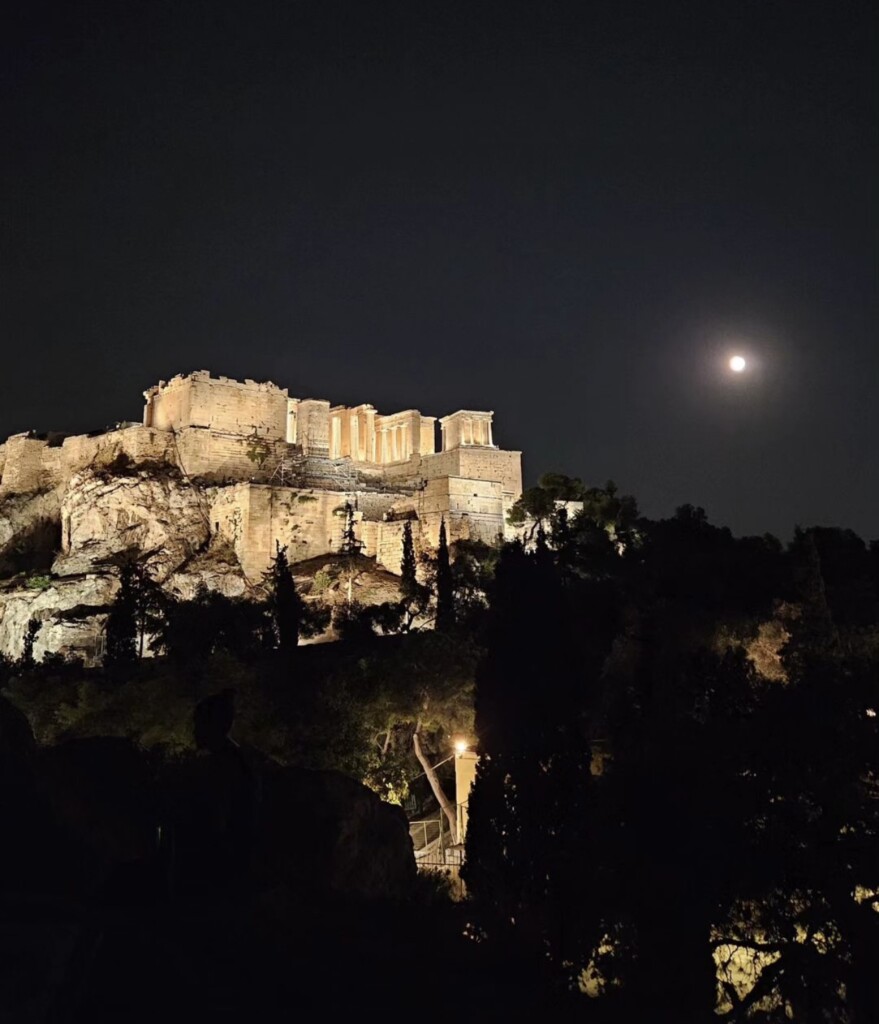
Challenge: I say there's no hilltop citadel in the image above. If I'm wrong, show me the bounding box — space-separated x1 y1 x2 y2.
0 371 523 659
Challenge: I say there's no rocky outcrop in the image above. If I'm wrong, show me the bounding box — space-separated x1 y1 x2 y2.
163 539 249 600
0 465 404 661
0 573 116 663
55 470 211 581
0 468 222 660
0 490 62 577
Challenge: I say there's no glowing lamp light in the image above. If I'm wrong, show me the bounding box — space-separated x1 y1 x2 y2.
729 355 747 373
454 739 469 754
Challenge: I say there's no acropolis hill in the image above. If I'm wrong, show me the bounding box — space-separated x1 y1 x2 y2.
0 371 522 660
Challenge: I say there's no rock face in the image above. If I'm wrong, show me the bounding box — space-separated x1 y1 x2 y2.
0 463 406 661
163 540 250 600
56 470 212 581
0 574 117 663
0 490 62 577
0 467 253 660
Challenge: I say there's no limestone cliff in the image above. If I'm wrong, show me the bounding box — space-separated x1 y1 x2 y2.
0 490 62 578
0 463 406 662
55 470 212 581
0 574 117 663
0 466 244 662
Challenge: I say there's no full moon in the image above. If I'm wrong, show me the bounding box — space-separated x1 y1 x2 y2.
729 355 747 373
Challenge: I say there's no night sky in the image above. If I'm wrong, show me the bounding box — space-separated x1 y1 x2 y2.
3 0 876 539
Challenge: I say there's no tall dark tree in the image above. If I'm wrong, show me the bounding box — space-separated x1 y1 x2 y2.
105 564 137 665
105 556 162 665
340 501 362 559
400 520 418 599
264 542 302 658
464 539 610 969
435 517 454 631
337 501 364 607
19 618 41 668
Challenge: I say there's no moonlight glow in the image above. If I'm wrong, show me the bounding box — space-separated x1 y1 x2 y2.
730 355 747 373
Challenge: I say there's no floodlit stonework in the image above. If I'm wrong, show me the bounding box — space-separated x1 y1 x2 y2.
0 371 522 660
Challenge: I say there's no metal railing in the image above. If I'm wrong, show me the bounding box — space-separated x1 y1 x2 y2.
408 806 465 870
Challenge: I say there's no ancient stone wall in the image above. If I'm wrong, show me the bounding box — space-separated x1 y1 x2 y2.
1 369 525 601
174 428 291 482
60 427 177 480
419 476 505 545
143 373 193 431
144 371 289 440
0 436 48 494
374 517 434 576
357 491 412 522
208 483 414 581
0 426 180 496
422 447 522 506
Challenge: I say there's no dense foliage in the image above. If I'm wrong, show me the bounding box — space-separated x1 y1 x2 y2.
3 472 878 1018
465 481 879 1020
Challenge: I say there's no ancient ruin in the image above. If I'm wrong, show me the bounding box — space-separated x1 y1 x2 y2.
0 371 522 660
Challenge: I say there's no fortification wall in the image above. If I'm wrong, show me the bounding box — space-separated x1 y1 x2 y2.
144 371 289 439
419 476 505 545
375 518 428 575
61 427 177 478
1 371 525 594
143 374 193 431
0 436 48 494
0 426 180 496
357 491 411 522
421 447 522 500
174 428 291 482
209 483 413 581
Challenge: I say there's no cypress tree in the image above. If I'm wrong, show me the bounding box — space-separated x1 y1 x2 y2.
435 517 454 631
400 520 418 598
265 542 302 657
20 618 41 668
340 502 361 557
105 560 139 664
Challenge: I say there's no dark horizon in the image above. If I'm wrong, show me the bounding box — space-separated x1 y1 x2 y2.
3 0 876 540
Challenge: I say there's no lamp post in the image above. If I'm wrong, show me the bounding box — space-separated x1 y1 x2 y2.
453 740 479 846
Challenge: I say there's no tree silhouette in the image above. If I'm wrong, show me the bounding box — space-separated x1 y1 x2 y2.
20 618 41 668
464 503 879 1018
105 555 163 665
263 542 302 659
400 520 418 599
435 518 454 631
